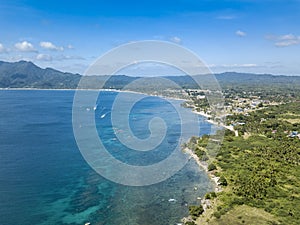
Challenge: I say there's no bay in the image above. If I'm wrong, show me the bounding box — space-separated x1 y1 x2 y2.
0 90 215 225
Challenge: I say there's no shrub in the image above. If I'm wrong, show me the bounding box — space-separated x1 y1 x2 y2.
258 102 263 107
185 221 196 225
219 176 228 186
205 193 211 199
208 163 217 171
213 211 221 219
231 197 244 205
210 192 217 198
205 192 217 199
189 205 204 220
201 152 209 161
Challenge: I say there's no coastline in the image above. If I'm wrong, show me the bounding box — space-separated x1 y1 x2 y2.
0 87 188 101
192 109 238 136
0 87 120 91
183 147 221 193
181 109 228 224
182 145 222 224
4 87 222 223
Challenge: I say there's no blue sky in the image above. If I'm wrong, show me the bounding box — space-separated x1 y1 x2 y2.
0 0 300 75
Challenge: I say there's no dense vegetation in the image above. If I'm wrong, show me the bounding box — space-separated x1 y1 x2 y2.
0 61 81 89
187 102 300 225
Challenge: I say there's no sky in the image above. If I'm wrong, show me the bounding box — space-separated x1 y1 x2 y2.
0 0 300 75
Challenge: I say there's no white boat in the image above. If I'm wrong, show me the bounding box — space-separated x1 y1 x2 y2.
168 198 177 202
100 111 110 119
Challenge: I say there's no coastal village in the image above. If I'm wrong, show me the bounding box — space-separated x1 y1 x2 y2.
183 89 300 139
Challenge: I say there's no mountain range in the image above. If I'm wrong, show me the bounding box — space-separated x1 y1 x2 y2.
0 60 300 91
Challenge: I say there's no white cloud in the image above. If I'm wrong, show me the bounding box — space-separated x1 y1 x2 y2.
36 53 53 61
275 34 300 47
170 36 182 44
0 43 7 53
8 55 31 61
217 63 258 68
236 30 246 37
35 53 84 61
40 41 64 51
55 55 85 60
66 44 74 49
275 40 300 47
278 34 296 40
15 41 36 52
266 33 300 47
239 63 257 67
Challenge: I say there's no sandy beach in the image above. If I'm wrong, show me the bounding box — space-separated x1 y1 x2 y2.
192 110 238 136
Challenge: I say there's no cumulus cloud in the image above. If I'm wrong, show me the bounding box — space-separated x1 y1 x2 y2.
170 36 182 44
40 41 64 51
15 41 36 52
236 30 246 37
67 44 74 49
36 53 53 61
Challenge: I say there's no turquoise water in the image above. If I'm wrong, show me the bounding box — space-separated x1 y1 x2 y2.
0 90 215 225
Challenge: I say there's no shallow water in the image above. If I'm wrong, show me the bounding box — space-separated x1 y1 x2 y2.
0 90 215 225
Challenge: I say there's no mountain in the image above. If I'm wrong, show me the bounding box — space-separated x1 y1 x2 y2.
0 61 81 89
0 60 300 91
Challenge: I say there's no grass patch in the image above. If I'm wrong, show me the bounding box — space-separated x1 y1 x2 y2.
199 205 279 225
279 118 300 124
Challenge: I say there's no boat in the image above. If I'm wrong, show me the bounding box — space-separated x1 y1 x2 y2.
93 104 98 111
100 111 110 119
168 198 177 202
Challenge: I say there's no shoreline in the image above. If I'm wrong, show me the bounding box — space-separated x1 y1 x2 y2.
183 147 221 193
192 109 238 136
182 109 229 224
4 87 222 222
0 87 188 101
182 144 222 225
182 146 222 224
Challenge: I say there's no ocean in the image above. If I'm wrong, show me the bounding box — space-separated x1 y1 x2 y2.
0 90 215 225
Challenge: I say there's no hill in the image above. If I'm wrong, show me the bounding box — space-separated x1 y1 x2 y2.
0 61 81 89
0 60 300 91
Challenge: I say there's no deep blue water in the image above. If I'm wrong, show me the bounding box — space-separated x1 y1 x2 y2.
0 90 215 225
